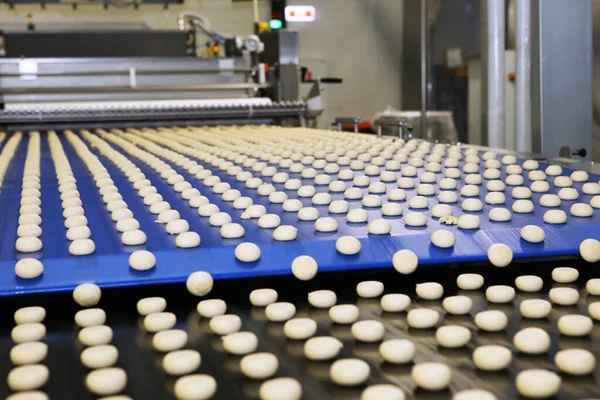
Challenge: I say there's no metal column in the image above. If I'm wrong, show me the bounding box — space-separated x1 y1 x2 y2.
515 0 531 153
420 0 428 139
531 0 593 159
487 0 506 149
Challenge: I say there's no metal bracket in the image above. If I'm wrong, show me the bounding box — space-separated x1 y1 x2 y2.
331 117 362 133
373 118 413 139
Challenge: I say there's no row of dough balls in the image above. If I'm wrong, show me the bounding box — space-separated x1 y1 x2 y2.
0 132 23 190
88 130 203 248
7 305 49 398
116 128 254 240
184 271 307 400
84 131 195 249
124 129 254 241
65 130 151 253
48 131 96 258
15 132 43 254
134 294 217 400
79 130 150 247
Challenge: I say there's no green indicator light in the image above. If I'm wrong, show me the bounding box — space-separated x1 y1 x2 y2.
269 19 283 30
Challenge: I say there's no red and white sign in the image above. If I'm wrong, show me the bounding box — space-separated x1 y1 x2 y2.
285 6 316 22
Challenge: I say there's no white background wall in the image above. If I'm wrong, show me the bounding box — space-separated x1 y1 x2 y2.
0 0 404 128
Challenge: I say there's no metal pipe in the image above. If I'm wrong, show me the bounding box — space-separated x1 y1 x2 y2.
253 0 260 23
487 0 506 149
515 0 531 152
420 0 428 139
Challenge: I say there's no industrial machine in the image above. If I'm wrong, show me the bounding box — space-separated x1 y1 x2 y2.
0 28 310 129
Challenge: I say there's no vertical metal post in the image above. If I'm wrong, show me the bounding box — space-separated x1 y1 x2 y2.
515 0 531 152
420 0 428 139
487 0 506 149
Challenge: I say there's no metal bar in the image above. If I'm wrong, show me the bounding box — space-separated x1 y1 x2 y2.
420 0 428 139
487 0 506 149
0 69 252 77
515 0 531 152
0 83 272 95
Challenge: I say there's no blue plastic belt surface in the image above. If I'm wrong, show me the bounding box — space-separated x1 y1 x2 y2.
0 133 599 296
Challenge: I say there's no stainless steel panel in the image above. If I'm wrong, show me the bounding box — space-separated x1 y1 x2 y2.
531 0 593 159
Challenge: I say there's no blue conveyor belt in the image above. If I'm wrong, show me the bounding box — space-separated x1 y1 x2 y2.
0 132 599 296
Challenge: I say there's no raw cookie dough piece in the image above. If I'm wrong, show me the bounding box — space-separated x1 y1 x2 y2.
521 225 545 243
488 208 511 222
487 243 513 267
543 209 567 224
473 345 511 371
512 199 534 213
516 369 561 399
430 230 455 248
411 362 451 391
457 274 484 290
330 358 370 386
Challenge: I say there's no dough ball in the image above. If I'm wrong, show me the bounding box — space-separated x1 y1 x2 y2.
520 299 551 319
430 230 455 248
456 274 484 290
235 242 261 262
14 258 43 279
554 348 596 375
393 249 418 274
128 250 156 271
291 255 318 281
520 225 545 243
543 209 567 224
487 243 513 267
435 325 471 348
515 369 561 399
411 362 451 391
580 238 600 262
473 345 511 371
515 275 543 292
330 358 370 386
73 283 102 307
260 378 302 400
336 236 361 255
186 271 214 296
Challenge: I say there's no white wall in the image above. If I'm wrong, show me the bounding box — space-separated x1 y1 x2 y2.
0 0 404 129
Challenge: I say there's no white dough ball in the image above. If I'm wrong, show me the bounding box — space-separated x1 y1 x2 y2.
521 225 545 243
15 258 43 279
513 327 550 354
73 283 101 307
304 336 343 360
473 345 511 371
520 299 551 319
456 273 484 290
291 255 318 281
516 369 561 399
515 275 543 292
249 288 278 306
411 362 451 391
330 358 370 386
235 242 261 262
554 348 596 375
487 243 513 267
435 325 471 348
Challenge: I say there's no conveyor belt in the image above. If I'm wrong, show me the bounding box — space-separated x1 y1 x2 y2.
1 261 599 399
0 127 599 297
